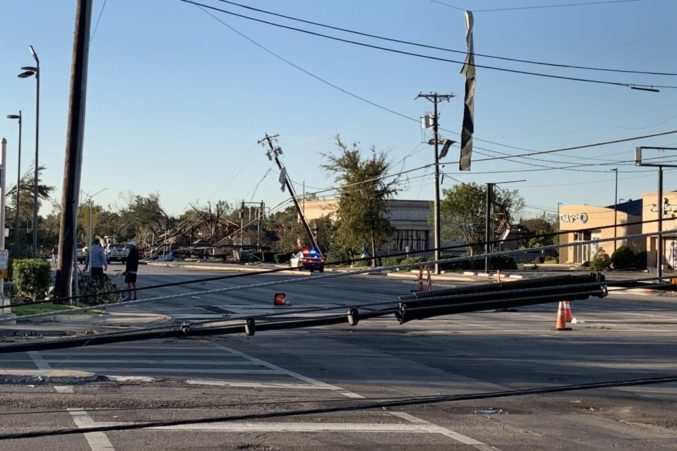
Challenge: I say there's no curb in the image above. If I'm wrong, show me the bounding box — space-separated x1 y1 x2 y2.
0 369 99 384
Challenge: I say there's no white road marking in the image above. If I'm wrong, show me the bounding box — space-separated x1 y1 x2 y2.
208 341 341 390
28 351 51 372
67 367 281 374
68 409 115 451
340 391 365 399
206 341 495 449
186 379 335 390
71 412 494 440
390 411 498 450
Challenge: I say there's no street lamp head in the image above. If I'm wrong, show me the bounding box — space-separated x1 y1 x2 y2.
18 69 37 79
7 114 21 120
29 44 38 61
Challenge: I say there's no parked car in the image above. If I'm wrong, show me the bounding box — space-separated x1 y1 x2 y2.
105 243 130 264
289 248 325 272
76 243 87 263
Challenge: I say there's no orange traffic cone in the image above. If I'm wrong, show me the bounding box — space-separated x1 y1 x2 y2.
555 301 570 331
273 292 287 306
563 301 573 323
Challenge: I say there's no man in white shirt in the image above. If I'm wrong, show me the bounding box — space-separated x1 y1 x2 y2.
84 238 107 287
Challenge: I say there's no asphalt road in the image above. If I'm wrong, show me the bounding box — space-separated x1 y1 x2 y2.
0 264 676 450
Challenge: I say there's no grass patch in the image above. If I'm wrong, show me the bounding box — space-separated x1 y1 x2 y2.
12 302 102 316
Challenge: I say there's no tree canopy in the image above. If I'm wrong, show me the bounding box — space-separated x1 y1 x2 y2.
322 136 397 262
440 182 523 255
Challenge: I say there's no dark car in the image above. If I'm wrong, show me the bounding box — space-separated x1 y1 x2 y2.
289 248 325 272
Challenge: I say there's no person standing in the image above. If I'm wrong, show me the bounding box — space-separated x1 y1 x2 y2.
84 238 107 287
124 240 140 301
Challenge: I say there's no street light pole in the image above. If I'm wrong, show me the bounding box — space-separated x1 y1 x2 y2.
7 112 22 252
18 45 39 257
658 166 663 280
81 188 106 248
612 168 618 252
485 182 494 274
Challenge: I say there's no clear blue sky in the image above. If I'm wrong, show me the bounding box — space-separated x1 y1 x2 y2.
1 0 676 219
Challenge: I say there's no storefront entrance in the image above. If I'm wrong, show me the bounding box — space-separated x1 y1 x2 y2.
573 230 602 263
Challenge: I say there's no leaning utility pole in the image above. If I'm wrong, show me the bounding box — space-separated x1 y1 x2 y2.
54 0 93 300
417 93 454 275
259 134 322 256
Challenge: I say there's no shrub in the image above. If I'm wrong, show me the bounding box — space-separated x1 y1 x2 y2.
274 252 293 264
611 246 636 270
489 255 517 270
590 249 611 271
398 255 428 270
326 249 350 265
12 258 52 301
77 273 121 305
381 256 403 267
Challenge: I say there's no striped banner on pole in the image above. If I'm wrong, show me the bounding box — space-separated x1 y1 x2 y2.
459 10 475 171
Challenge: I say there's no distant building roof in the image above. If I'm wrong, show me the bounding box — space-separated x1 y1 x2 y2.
606 198 642 217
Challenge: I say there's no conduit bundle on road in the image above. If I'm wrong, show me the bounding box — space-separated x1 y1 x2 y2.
396 272 607 324
0 273 608 353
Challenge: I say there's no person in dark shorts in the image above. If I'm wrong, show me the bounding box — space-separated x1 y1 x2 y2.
124 240 140 300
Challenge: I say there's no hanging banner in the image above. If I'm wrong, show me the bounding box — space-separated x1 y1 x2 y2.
278 167 287 192
459 10 475 171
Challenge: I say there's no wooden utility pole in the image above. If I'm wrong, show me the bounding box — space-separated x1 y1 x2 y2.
259 134 322 256
54 0 93 300
417 93 454 275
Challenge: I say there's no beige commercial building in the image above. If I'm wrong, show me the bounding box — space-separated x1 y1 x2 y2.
559 191 677 268
558 203 641 264
642 191 677 269
303 199 434 254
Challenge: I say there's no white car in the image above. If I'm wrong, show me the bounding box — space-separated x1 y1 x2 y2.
76 243 87 263
105 244 130 264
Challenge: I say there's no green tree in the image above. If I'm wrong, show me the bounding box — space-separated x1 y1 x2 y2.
322 136 397 265
267 205 306 252
5 165 55 256
440 182 523 255
520 215 557 248
117 193 172 247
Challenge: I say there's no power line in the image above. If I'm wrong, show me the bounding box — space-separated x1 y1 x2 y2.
90 0 108 42
218 0 677 76
178 0 677 90
430 0 646 13
210 0 676 77
475 129 677 162
193 2 675 179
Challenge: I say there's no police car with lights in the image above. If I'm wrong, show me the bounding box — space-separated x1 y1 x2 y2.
289 248 325 272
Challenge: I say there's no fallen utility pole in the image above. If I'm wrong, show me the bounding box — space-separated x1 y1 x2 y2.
259 134 322 256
